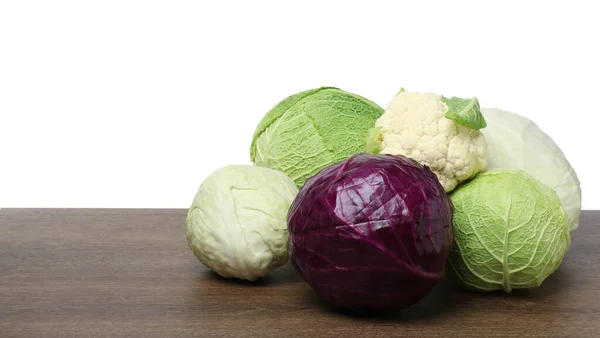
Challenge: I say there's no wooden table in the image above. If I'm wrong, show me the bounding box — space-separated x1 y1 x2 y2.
1 209 598 337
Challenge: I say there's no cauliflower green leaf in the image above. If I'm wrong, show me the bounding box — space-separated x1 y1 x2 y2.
365 126 383 154
443 96 487 130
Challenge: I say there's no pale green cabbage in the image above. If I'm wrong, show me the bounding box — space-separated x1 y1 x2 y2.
481 108 582 231
449 169 571 292
250 87 384 186
185 165 298 281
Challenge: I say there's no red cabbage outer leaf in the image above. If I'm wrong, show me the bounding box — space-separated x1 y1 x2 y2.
288 153 454 310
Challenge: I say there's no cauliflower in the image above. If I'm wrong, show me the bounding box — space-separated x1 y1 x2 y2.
370 91 487 192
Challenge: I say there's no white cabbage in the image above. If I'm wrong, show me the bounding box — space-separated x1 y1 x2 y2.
185 165 298 281
481 108 582 231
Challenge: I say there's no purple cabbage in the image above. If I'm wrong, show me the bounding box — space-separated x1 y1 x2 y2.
288 153 454 310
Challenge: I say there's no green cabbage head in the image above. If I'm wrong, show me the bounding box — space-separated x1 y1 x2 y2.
185 165 298 281
449 169 571 292
250 87 384 186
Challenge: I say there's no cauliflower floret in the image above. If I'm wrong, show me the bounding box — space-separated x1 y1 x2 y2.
376 91 487 192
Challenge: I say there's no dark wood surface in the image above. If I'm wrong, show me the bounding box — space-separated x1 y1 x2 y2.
1 209 599 337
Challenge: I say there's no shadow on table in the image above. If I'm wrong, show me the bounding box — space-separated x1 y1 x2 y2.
297 276 461 321
201 262 305 287
190 258 570 321
300 265 570 321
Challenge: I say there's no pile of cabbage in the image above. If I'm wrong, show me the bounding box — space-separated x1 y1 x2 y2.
185 86 581 310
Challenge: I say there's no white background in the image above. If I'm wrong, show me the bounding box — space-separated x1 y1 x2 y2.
1 1 598 208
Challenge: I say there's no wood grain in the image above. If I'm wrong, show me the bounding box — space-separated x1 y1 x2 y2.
1 209 599 337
